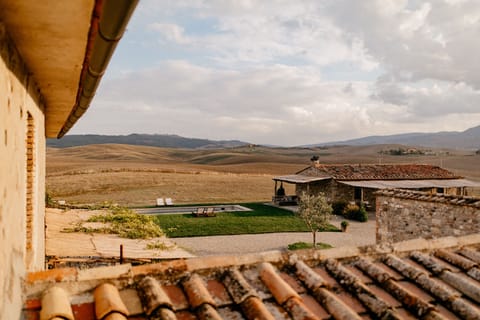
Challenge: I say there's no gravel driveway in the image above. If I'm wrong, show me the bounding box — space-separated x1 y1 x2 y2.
173 213 376 256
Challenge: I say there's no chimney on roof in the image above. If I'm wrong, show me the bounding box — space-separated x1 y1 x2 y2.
310 155 320 165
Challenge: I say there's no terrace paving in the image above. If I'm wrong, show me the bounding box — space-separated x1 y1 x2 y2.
46 208 375 259
45 208 194 260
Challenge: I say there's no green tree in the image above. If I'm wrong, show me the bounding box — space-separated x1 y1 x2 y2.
296 192 333 246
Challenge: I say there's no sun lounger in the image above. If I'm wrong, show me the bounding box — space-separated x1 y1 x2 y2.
192 207 205 217
205 207 216 217
192 207 216 217
165 198 173 206
156 198 165 206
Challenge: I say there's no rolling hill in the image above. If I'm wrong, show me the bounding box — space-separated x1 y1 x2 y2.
49 125 480 150
310 125 480 150
47 134 248 149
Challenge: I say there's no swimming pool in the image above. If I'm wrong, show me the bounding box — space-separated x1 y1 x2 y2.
134 204 251 215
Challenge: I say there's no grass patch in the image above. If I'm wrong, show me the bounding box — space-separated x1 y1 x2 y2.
287 242 333 250
145 240 174 250
155 203 339 237
63 205 164 239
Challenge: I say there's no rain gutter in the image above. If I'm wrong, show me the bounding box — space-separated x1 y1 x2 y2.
57 0 138 138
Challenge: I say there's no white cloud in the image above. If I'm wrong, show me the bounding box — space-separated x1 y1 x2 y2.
148 23 189 44
73 0 480 146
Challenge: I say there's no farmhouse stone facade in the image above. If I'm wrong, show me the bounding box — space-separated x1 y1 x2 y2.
376 189 480 244
296 179 377 205
0 24 46 317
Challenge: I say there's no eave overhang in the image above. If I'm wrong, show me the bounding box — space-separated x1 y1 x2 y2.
0 0 138 138
273 174 332 184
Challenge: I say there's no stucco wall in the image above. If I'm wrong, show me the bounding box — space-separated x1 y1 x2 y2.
0 24 46 319
376 190 480 245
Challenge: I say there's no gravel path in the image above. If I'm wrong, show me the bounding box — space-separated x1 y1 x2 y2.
173 213 376 256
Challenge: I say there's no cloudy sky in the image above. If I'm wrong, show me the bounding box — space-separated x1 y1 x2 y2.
71 0 480 146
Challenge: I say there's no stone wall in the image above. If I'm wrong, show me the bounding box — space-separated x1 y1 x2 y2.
296 179 333 198
295 180 377 209
0 23 46 319
376 189 480 245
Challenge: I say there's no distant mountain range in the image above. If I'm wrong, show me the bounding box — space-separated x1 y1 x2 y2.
47 134 248 149
309 125 480 150
48 125 480 150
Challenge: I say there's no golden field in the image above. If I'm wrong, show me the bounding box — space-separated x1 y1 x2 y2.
46 144 480 206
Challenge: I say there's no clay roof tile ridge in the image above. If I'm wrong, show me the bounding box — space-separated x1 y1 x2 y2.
259 262 318 319
385 254 480 319
354 258 441 318
93 283 129 320
292 260 362 320
458 248 480 264
137 276 174 316
39 286 74 320
182 273 217 309
324 259 402 319
411 252 480 305
223 268 275 320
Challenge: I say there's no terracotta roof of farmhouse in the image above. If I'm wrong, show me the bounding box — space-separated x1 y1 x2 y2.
297 163 462 181
24 234 480 319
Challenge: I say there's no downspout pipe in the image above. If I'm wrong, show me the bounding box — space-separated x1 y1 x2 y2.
58 0 138 138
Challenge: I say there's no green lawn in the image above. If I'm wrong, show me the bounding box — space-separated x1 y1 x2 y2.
154 203 339 237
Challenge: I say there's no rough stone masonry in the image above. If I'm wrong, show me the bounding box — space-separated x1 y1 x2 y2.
376 189 480 244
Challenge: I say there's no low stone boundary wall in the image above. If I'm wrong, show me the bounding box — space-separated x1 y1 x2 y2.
376 189 480 244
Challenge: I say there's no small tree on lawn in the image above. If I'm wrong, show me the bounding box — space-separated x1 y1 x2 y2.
296 192 332 247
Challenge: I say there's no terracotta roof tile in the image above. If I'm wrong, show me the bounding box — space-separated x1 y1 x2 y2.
298 164 461 180
335 291 367 314
137 276 173 316
163 284 190 310
118 289 143 315
325 258 401 319
223 268 275 319
206 279 233 305
94 283 129 320
239 296 276 320
259 262 300 304
355 258 439 318
183 273 217 309
71 303 95 320
40 287 74 320
23 235 480 319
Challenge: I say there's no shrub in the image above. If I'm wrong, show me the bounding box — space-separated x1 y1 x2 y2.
344 204 368 222
344 203 359 218
145 240 174 250
332 200 348 216
88 206 164 239
64 205 164 239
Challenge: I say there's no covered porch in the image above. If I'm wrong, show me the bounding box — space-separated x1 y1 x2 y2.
272 175 330 206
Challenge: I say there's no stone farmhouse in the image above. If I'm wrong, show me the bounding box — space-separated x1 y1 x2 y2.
273 162 480 209
0 1 138 318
